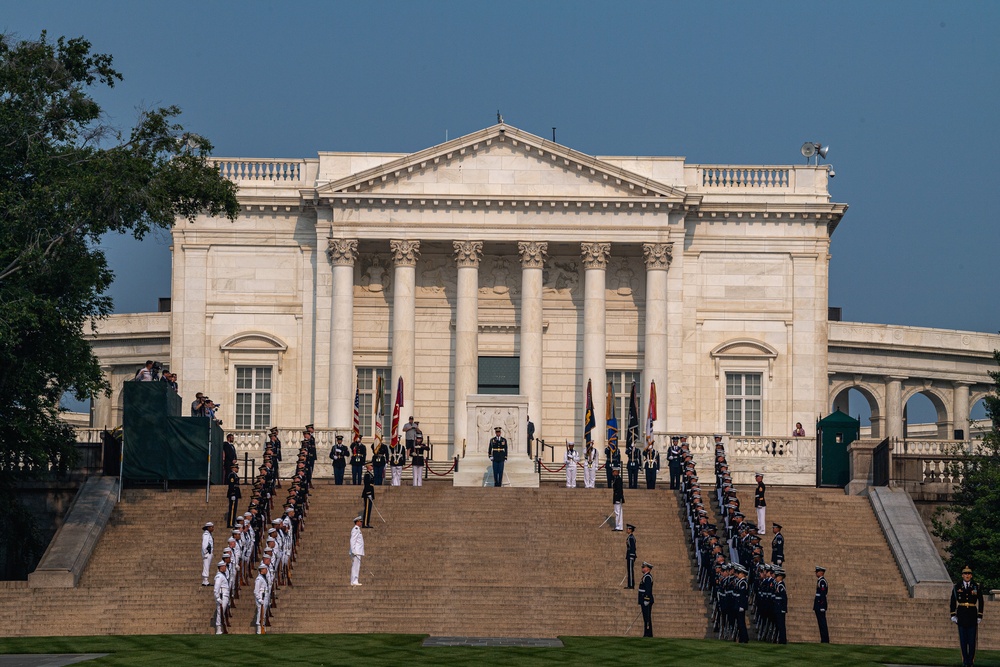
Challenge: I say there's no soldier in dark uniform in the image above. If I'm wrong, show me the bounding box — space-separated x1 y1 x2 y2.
329 435 349 485
226 463 242 528
604 440 621 488
303 425 317 487
625 441 640 489
611 466 624 530
360 465 375 528
223 433 237 477
666 436 682 490
774 568 788 644
350 436 367 485
370 442 387 485
734 564 750 643
771 523 784 566
638 561 654 636
488 426 508 488
753 472 766 535
814 565 829 643
642 442 660 490
950 565 985 667
625 524 636 589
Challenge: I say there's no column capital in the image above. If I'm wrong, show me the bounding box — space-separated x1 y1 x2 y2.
953 380 975 387
453 241 484 268
326 238 358 266
642 242 673 270
518 241 549 269
390 239 421 266
580 242 611 270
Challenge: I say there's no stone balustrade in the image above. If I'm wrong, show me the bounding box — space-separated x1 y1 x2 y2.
685 433 816 486
697 166 791 189
212 158 307 184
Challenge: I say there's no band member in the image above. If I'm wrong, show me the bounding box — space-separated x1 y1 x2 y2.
388 437 406 486
411 435 426 487
329 435 349 485
642 441 660 489
349 436 367 485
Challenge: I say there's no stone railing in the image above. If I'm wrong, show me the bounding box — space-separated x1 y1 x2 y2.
686 433 816 486
212 158 307 185
890 437 984 500
698 166 791 189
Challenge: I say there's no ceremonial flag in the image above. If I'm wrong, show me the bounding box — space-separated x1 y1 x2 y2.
646 380 657 444
352 383 361 444
626 381 639 450
390 376 404 448
373 375 384 450
584 379 596 444
606 382 619 450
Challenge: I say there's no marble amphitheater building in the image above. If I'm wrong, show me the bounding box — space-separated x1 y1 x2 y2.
87 123 998 486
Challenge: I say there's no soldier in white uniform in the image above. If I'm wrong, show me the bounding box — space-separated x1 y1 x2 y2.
349 515 365 586
253 562 269 634
200 522 215 585
564 442 580 488
213 560 230 634
583 442 598 488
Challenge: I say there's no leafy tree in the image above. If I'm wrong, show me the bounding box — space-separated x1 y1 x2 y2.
933 350 1000 591
0 32 238 576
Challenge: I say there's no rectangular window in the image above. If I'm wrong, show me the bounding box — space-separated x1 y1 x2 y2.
235 366 272 430
726 372 762 436
357 367 391 438
478 356 520 394
606 370 641 422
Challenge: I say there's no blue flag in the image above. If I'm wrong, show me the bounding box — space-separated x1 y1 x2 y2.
606 382 619 450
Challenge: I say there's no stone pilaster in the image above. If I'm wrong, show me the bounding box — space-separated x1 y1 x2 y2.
453 241 483 453
327 239 358 429
642 242 672 433
390 240 420 421
582 242 610 446
885 376 906 441
518 241 548 445
953 381 972 440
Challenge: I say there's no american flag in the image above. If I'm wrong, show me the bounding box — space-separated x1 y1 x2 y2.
352 384 361 443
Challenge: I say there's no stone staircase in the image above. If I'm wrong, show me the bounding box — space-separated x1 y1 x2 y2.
764 487 999 648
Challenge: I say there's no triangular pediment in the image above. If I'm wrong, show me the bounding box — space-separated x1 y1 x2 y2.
316 124 686 201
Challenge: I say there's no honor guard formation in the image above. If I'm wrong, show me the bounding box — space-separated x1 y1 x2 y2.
205 426 316 634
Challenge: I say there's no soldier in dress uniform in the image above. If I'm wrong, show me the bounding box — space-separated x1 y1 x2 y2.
611 466 624 531
583 441 598 488
349 436 367 485
268 427 282 486
642 441 660 490
564 441 580 488
213 560 229 634
625 524 636 589
226 463 241 528
488 427 508 488
370 441 387 485
388 436 406 486
638 561 654 636
666 436 682 489
329 434 349 485
604 439 621 488
201 522 215 585
253 562 269 634
774 568 788 644
411 434 426 487
361 465 375 528
754 472 767 535
349 515 365 586
814 565 830 643
771 523 784 566
625 440 640 489
733 563 750 643
950 565 985 667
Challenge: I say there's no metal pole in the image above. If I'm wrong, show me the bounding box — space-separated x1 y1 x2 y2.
118 428 125 503
205 420 212 504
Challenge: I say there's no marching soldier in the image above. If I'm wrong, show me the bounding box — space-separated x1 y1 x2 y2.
611 466 624 530
361 466 375 528
642 441 660 489
638 561 654 637
349 436 367 485
771 523 784 566
625 524 636 589
329 434 349 485
564 442 580 488
488 427 508 488
950 565 985 667
754 472 766 535
226 464 241 528
583 441 598 488
814 565 830 643
388 436 406 486
212 560 230 634
200 522 215 585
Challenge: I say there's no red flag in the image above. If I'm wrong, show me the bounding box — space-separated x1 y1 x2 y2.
646 380 657 443
390 376 404 447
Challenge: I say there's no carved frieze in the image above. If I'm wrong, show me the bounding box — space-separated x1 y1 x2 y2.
479 256 516 296
359 254 391 293
418 256 455 294
543 259 579 294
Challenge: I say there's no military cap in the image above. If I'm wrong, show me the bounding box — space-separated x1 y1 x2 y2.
566 441 575 447
774 568 786 577
354 515 363 523
217 560 227 567
641 561 653 569
772 522 782 530
336 434 344 441
734 564 747 574
494 426 502 432
815 565 826 572
272 518 282 524
713 434 723 439
305 424 314 429
962 565 973 574
258 563 268 570
202 521 214 529
670 435 679 441
734 512 745 519
626 524 635 531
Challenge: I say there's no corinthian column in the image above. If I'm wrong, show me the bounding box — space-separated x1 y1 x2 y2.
327 239 358 429
885 376 906 441
390 240 420 417
453 241 483 453
643 242 672 434
582 242 610 447
953 381 971 440
519 241 548 444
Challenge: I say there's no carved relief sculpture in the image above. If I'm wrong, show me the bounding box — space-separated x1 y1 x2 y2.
360 255 390 293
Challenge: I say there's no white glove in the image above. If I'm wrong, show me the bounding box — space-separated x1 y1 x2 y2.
643 601 649 607
977 618 981 625
349 552 354 558
739 607 744 613
951 616 957 624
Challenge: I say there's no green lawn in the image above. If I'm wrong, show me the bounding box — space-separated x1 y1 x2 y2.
0 634 996 666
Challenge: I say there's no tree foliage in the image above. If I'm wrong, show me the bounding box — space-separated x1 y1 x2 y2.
933 350 1000 591
0 32 238 574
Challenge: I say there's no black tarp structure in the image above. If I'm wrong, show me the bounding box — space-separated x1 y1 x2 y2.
122 382 224 484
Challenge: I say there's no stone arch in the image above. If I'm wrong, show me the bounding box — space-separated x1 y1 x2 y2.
901 384 950 438
220 331 288 374
709 338 778 380
829 380 883 439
